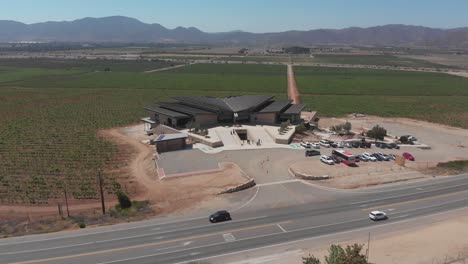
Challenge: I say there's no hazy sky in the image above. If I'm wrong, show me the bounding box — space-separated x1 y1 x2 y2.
1 0 467 32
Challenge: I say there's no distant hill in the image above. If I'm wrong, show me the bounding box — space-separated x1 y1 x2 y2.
0 16 467 48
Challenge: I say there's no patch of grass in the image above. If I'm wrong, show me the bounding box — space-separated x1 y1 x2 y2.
0 58 180 72
308 54 453 68
437 160 468 171
295 66 468 96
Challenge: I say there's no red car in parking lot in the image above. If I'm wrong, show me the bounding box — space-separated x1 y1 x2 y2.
402 152 415 161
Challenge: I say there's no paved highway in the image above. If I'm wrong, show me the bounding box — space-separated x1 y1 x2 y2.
1 173 468 264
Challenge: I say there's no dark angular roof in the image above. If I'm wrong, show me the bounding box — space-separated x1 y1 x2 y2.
158 102 214 115
172 96 231 112
223 95 274 112
172 95 274 113
155 133 188 142
283 104 306 114
144 105 189 119
259 99 293 113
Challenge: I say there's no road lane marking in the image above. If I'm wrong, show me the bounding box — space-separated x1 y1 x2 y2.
222 233 236 242
11 221 291 264
361 189 468 211
231 186 260 212
391 214 409 219
2 215 268 256
178 206 468 264
256 179 300 187
0 233 166 256
277 224 287 233
351 183 468 205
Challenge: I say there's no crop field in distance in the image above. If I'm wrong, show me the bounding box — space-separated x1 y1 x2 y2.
0 60 467 205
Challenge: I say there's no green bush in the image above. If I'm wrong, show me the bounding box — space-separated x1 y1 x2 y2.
116 191 132 209
78 222 86 228
366 125 387 141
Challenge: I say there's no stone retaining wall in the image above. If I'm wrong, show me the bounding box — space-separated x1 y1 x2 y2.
290 167 330 180
219 179 256 194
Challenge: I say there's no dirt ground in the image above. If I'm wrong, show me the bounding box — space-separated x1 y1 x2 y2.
287 64 301 104
291 160 425 189
267 209 468 264
0 124 248 235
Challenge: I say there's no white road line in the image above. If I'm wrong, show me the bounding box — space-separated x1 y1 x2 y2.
0 185 261 246
176 206 468 264
223 233 236 242
276 224 287 233
256 180 300 187
0 233 166 256
0 215 267 255
350 183 468 205
231 186 260 212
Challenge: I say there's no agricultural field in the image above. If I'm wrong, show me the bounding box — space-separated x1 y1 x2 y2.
12 63 287 93
0 62 286 205
305 54 453 68
0 58 180 72
1 61 468 206
295 67 468 127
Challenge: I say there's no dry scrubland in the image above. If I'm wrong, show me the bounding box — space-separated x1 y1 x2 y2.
0 60 468 207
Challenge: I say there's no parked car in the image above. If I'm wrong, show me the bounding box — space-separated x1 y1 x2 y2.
362 152 377 162
311 142 321 149
358 154 369 162
209 210 232 223
402 152 415 161
369 211 387 221
388 143 400 149
351 141 360 148
320 155 335 165
300 141 312 148
377 152 390 161
388 154 396 160
360 141 371 148
371 153 385 161
329 141 338 148
305 149 321 157
319 140 331 148
344 142 353 148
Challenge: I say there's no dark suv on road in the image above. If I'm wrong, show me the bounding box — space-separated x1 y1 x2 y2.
209 211 232 223
305 149 321 157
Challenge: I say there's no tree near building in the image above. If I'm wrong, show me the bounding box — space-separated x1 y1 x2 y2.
366 125 387 141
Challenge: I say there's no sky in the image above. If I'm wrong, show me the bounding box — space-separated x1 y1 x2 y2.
0 0 467 33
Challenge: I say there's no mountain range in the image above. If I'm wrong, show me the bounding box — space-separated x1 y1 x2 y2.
1 16 467 48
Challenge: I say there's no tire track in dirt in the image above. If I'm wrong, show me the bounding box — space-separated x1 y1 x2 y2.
287 64 301 104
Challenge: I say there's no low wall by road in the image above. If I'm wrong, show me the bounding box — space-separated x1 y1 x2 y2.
219 179 256 194
289 167 330 180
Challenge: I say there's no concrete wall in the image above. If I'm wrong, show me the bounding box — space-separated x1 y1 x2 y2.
194 113 218 127
251 112 277 125
153 125 180 135
156 138 186 153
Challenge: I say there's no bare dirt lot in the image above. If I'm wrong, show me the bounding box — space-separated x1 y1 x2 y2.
398 54 468 69
291 160 425 189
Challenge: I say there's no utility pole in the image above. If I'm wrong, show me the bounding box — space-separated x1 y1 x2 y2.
97 170 106 215
64 186 70 217
366 232 371 261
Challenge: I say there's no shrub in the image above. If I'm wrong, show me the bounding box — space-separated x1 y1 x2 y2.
296 124 307 134
366 125 387 141
303 254 321 264
116 191 132 209
78 222 86 228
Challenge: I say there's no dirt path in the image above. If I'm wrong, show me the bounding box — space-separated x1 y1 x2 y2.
144 63 195 73
287 64 301 104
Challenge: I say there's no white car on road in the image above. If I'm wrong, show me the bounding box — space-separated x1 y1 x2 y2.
319 140 331 148
362 152 377 162
300 141 312 148
369 211 387 221
320 155 335 165
311 142 320 149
